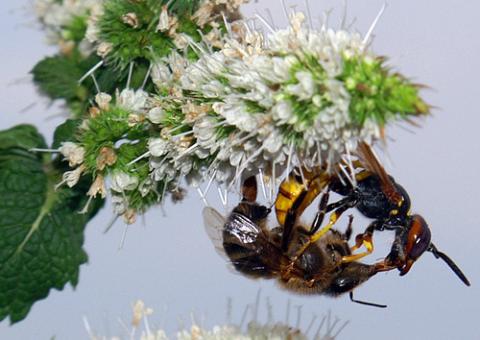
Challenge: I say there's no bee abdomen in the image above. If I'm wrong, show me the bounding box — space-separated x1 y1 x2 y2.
222 212 279 278
223 242 275 278
278 275 330 295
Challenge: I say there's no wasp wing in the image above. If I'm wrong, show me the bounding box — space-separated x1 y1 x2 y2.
357 141 403 206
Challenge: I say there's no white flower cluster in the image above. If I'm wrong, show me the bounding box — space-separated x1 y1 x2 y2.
176 323 308 340
85 300 346 340
145 13 382 190
34 0 100 53
41 1 424 216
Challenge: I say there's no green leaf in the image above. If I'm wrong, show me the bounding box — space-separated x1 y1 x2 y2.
32 51 155 118
0 125 47 152
52 119 82 149
31 55 86 101
31 54 106 118
0 125 101 323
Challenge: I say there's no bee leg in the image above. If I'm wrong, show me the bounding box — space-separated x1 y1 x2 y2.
349 291 387 308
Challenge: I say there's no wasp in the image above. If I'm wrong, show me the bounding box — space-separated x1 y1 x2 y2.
274 142 470 286
204 176 394 308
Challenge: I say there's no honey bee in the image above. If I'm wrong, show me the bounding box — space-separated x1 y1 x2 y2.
274 142 470 286
203 176 394 307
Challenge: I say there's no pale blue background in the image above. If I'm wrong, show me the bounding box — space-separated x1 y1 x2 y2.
1 1 478 339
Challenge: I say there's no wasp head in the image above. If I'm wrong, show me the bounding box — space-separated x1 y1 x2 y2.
387 214 470 286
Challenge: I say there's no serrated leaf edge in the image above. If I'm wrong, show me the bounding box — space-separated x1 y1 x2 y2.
11 170 57 259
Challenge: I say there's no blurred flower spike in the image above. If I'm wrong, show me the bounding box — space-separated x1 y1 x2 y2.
84 299 348 340
33 0 430 221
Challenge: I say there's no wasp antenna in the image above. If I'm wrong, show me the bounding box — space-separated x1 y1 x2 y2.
428 244 471 286
349 291 387 308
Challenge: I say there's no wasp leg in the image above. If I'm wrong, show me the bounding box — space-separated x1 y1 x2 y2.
343 214 354 241
281 171 330 251
295 171 330 223
342 226 374 263
373 260 397 273
275 168 330 226
275 173 307 226
310 204 350 241
292 204 351 260
342 220 384 263
281 190 308 252
349 291 387 308
325 196 355 212
306 189 330 235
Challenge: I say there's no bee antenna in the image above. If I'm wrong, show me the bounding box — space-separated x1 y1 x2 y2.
428 244 471 286
349 291 387 308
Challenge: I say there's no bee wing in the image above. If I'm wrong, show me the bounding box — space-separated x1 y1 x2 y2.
223 213 264 247
202 207 229 260
357 141 403 205
203 207 281 277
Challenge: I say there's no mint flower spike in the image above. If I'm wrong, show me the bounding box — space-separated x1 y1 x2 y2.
87 0 248 71
84 299 348 340
34 0 100 54
38 1 252 222
146 11 429 195
50 3 429 221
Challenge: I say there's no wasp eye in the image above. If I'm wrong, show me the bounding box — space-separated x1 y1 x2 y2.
405 215 431 260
